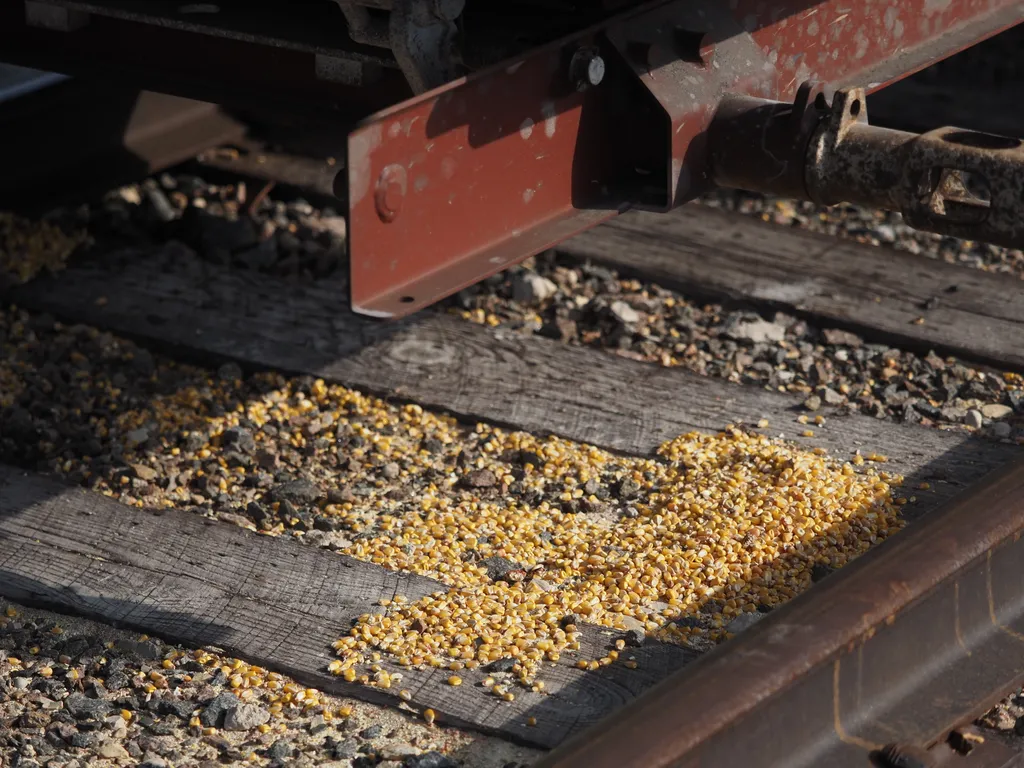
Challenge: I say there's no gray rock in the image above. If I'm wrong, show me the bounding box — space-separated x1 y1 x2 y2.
404 751 457 768
93 740 130 760
991 422 1013 439
609 300 641 325
64 693 112 720
965 409 984 429
480 556 522 582
316 215 348 242
803 395 822 411
223 703 270 731
616 477 641 499
331 738 360 759
512 272 558 303
269 479 321 505
486 657 517 673
382 462 401 480
821 387 845 405
268 740 293 761
383 743 422 760
981 403 1013 420
222 427 256 454
725 611 765 635
725 318 785 343
156 698 195 720
139 754 168 768
115 639 162 660
145 187 178 223
199 693 239 728
875 224 896 243
463 468 497 488
360 724 384 740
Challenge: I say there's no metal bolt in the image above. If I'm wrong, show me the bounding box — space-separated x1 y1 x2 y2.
374 164 406 223
570 47 605 92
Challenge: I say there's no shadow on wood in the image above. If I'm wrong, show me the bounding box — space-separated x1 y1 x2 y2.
1 243 1019 747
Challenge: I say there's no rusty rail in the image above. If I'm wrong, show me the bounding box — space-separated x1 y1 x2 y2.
535 457 1024 768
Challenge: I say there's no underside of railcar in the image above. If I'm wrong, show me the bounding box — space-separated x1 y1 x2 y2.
2 0 1023 317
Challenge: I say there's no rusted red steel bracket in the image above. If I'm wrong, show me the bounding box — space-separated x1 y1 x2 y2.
348 0 1024 318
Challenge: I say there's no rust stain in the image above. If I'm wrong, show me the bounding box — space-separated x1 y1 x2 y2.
832 659 884 752
954 580 972 657
986 550 1024 644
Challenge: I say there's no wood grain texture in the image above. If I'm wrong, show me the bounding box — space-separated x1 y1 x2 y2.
562 205 1024 371
9 242 1017 513
5 244 1020 746
0 464 695 749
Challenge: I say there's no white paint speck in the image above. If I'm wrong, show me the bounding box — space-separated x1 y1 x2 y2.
541 102 557 138
522 188 535 203
519 117 534 140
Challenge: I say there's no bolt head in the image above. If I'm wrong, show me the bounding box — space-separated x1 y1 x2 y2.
570 48 605 92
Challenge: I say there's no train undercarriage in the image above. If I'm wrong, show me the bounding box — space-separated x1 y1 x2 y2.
2 0 1023 317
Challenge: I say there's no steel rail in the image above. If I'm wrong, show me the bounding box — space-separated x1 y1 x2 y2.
534 456 1024 768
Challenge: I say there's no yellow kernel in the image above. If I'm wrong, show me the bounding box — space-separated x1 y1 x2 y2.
4 607 17 617
625 660 638 669
120 709 132 721
447 675 462 686
399 689 413 701
502 692 515 702
527 717 537 727
424 708 436 725
338 705 353 718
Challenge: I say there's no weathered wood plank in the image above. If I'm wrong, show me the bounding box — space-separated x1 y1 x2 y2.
0 464 695 749
561 205 1024 371
8 243 1017 512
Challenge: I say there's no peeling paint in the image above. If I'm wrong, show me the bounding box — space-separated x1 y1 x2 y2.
414 175 429 193
519 117 534 140
541 101 557 138
347 124 382 207
522 188 535 203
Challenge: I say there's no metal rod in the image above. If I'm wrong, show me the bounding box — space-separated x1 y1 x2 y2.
710 87 1024 251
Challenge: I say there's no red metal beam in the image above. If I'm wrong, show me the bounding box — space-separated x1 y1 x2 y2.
348 0 1024 317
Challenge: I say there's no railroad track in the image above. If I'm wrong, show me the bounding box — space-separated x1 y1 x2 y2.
3 32 1024 768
